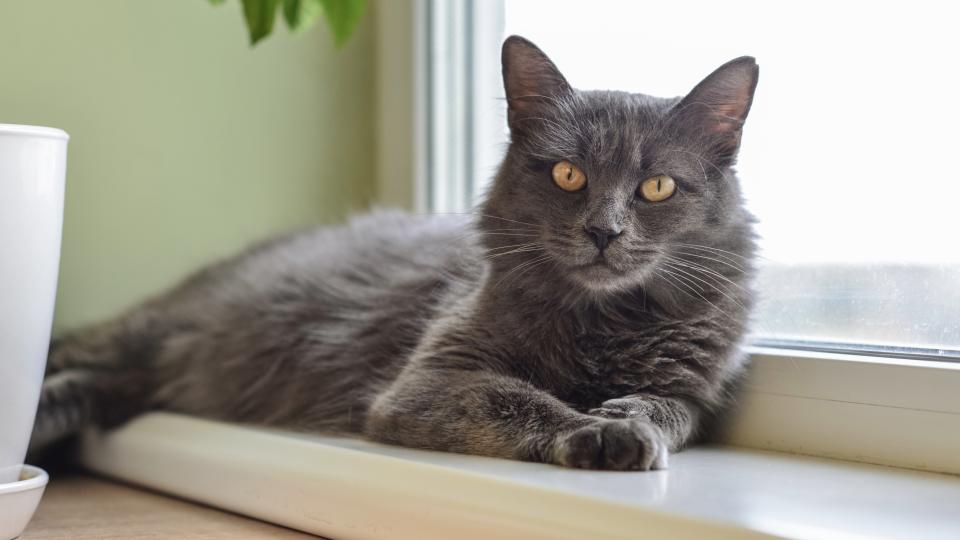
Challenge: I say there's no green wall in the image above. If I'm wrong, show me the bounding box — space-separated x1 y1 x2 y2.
0 0 376 331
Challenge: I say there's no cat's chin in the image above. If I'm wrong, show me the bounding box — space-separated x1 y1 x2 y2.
570 260 646 294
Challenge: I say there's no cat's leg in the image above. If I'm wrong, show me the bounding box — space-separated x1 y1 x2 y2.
588 394 700 451
365 369 669 470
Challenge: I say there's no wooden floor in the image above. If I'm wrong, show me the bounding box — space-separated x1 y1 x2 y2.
22 475 321 539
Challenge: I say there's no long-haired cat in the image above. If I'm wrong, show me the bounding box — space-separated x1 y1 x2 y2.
33 36 759 470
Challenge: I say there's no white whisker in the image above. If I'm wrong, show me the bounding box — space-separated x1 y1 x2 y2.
671 251 745 273
663 256 746 292
658 267 733 319
662 262 746 311
673 243 753 261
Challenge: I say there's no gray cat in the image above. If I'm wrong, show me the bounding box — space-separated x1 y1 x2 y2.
33 36 759 471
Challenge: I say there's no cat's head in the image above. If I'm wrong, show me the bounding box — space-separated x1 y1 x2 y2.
481 36 758 297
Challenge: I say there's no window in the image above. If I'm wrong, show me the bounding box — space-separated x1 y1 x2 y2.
428 0 960 359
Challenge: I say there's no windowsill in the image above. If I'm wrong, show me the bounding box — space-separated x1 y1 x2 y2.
79 413 960 540
725 348 960 476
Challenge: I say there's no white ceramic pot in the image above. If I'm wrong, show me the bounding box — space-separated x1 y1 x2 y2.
0 124 67 484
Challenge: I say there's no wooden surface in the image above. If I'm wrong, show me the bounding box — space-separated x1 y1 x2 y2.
22 475 321 539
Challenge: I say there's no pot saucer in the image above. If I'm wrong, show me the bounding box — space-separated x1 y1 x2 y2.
0 465 48 539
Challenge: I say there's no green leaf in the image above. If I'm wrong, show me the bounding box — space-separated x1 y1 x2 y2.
317 0 367 48
211 0 365 47
241 0 281 45
282 0 324 33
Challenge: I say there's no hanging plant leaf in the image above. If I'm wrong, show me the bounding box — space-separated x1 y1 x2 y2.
208 0 367 47
317 0 367 48
240 0 281 44
282 0 324 33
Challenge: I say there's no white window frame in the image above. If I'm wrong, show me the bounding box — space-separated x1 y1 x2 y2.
374 0 502 214
376 0 960 475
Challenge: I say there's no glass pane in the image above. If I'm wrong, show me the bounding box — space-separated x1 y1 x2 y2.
495 0 960 354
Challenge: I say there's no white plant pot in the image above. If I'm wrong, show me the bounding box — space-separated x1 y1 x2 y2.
0 124 67 494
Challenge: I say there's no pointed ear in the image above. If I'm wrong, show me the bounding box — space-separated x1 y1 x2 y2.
502 35 572 133
671 56 759 162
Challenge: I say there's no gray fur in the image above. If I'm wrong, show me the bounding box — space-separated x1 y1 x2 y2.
33 36 759 471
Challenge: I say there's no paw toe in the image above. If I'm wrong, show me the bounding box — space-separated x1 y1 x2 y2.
556 419 669 471
561 425 603 468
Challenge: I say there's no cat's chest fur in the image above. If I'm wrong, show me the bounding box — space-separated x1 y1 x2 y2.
486 301 682 409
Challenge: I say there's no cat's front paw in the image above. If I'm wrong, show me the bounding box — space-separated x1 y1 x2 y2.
554 419 668 471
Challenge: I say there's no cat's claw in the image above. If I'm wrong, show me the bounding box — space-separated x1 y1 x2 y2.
588 397 645 419
554 419 668 471
587 406 636 419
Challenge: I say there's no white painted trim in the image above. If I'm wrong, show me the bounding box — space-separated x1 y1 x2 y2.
79 414 960 540
424 0 468 212
466 0 506 204
420 0 505 213
723 348 960 475
80 415 777 540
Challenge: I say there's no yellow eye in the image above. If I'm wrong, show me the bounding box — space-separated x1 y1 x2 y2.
639 174 676 202
552 161 587 192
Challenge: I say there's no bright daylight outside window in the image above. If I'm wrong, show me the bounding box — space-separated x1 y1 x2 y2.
462 0 960 358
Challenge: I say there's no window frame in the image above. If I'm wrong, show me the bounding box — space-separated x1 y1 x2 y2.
731 347 960 474
377 0 960 475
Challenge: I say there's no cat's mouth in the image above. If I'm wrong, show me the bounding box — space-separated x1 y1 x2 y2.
566 250 659 292
572 257 624 279
568 259 645 293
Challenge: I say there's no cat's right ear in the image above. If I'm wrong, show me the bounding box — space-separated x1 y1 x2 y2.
502 36 572 134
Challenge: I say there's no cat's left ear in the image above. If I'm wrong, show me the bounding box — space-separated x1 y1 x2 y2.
671 57 759 162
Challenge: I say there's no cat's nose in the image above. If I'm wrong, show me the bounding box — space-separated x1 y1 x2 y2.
584 225 622 252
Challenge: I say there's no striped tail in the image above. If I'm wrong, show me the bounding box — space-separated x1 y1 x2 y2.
30 369 101 451
29 313 161 453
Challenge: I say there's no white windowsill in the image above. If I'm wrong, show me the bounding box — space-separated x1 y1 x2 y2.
79 413 960 540
726 348 960 476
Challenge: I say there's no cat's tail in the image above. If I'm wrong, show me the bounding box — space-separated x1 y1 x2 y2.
29 310 163 453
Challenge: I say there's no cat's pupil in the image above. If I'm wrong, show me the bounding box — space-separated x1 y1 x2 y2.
566 168 572 181
657 178 662 191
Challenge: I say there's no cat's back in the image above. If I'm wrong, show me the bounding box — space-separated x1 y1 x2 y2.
173 209 479 308
154 209 483 427
269 209 480 294
230 208 483 353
